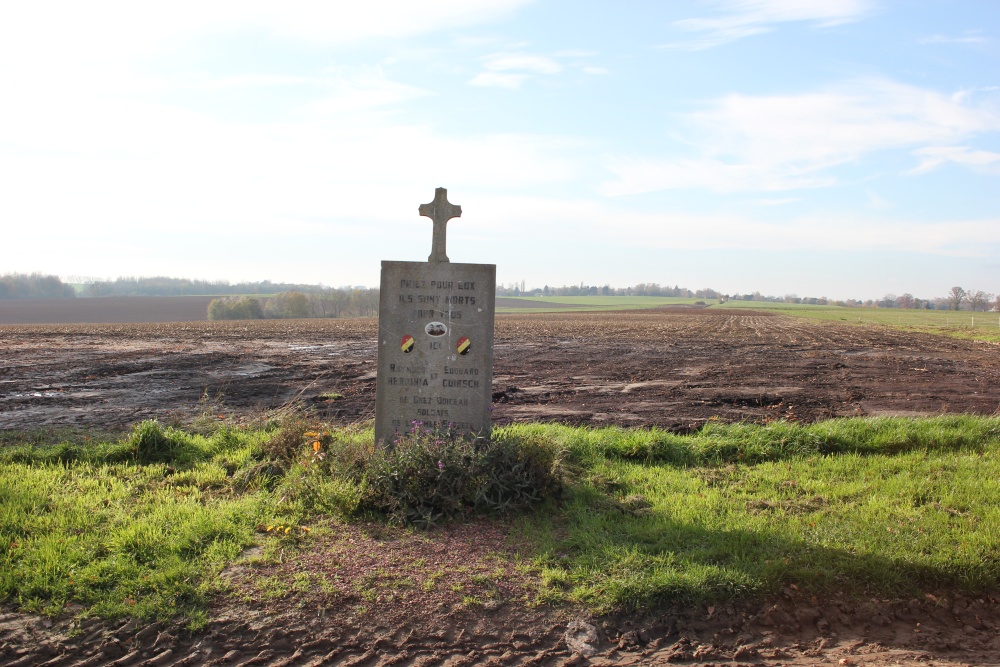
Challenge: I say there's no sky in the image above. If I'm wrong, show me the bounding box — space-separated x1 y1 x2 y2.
1 0 997 301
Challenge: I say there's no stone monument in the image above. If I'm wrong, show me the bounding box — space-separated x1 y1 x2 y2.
374 188 496 445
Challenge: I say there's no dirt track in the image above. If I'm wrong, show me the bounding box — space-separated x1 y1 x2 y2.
3 308 1000 666
2 309 999 432
3 521 999 666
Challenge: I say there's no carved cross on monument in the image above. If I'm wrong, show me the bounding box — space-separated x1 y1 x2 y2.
419 187 462 263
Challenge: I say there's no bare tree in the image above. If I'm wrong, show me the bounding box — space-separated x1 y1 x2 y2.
896 293 915 309
878 294 897 308
948 286 966 311
967 290 994 312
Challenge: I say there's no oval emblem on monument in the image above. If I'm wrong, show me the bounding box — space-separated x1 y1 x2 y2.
425 321 447 337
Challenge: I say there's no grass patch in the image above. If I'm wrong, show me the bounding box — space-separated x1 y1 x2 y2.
0 421 275 625
2 415 999 623
508 416 1000 611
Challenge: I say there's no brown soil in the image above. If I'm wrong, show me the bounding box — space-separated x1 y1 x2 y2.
3 308 1000 666
2 309 999 432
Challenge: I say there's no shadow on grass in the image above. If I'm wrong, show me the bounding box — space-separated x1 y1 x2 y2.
521 486 994 612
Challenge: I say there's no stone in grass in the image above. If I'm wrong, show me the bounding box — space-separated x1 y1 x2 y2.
564 619 600 657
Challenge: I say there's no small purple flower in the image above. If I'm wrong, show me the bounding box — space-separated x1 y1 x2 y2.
438 460 444 470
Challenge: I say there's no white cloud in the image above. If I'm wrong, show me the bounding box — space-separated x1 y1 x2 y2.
920 33 988 45
0 1 536 102
299 68 430 115
753 197 801 206
865 190 894 210
204 75 322 89
0 88 583 236
0 1 536 53
665 0 874 50
601 78 1000 195
553 50 598 58
152 68 431 113
626 212 1000 257
600 157 835 196
470 72 529 89
911 146 1000 173
467 194 1000 257
950 87 1000 104
469 51 565 88
483 53 562 74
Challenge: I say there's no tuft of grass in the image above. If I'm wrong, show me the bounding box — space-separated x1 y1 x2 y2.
126 420 191 464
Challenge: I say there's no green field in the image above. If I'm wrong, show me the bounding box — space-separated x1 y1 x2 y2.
497 295 704 312
715 300 1000 342
497 295 1000 342
3 416 999 624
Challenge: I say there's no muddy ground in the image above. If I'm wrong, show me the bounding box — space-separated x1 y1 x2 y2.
2 309 999 432
2 309 1000 666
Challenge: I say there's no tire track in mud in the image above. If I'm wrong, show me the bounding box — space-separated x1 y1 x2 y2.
492 310 1000 427
5 588 1000 667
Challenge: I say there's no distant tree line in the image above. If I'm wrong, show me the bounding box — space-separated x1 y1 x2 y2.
82 276 355 298
856 286 996 311
4 273 997 313
497 282 702 298
500 281 1000 312
0 273 75 299
207 288 380 320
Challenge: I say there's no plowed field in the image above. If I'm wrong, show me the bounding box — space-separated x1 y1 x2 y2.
3 309 1000 667
2 309 999 431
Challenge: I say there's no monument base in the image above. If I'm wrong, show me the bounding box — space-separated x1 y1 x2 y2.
374 260 496 445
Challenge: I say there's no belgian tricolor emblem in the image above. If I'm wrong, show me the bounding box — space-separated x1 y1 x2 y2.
400 335 414 353
457 337 471 356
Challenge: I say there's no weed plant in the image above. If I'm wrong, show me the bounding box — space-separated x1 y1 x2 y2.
355 422 564 527
267 420 565 528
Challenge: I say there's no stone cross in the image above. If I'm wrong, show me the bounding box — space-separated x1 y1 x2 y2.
419 187 462 263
